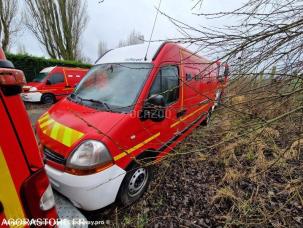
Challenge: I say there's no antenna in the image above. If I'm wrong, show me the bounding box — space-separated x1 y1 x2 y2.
144 0 162 61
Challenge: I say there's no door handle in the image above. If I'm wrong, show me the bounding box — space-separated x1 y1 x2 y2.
0 201 4 213
177 109 187 118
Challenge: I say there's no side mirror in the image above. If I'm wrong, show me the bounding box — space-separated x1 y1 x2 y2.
141 94 165 122
46 79 52 85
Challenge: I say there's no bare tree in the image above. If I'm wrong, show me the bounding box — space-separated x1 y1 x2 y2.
0 0 19 51
117 30 144 48
98 40 108 57
163 0 303 77
25 0 88 60
17 43 27 55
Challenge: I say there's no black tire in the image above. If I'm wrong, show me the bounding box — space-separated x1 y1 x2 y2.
41 94 55 104
118 162 152 206
201 109 212 126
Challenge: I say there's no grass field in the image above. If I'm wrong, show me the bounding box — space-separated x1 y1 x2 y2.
93 78 303 227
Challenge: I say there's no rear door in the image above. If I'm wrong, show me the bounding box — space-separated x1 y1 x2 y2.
179 50 211 130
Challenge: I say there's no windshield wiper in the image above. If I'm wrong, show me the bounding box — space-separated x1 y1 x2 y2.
71 94 113 112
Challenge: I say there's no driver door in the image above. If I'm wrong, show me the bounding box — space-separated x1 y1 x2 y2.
44 72 66 98
138 65 183 154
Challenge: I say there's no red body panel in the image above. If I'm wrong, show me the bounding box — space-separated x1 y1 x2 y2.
37 43 227 172
0 50 58 225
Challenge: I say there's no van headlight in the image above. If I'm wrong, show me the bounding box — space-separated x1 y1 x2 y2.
29 87 37 92
66 140 113 175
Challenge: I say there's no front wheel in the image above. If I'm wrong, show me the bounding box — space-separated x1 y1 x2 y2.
41 94 55 104
118 163 152 206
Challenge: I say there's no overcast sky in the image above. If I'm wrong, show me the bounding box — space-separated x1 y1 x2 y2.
13 0 245 63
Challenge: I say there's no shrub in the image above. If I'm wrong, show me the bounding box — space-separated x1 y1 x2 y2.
5 53 91 82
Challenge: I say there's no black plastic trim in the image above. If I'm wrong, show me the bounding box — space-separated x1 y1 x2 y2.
0 60 14 69
44 147 66 165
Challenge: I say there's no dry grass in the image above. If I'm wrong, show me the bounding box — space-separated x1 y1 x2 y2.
101 77 303 227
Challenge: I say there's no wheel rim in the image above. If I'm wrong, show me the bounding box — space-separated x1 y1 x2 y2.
44 96 53 104
128 168 148 197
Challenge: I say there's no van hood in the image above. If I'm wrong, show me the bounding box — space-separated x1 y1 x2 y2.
37 98 125 158
23 82 43 92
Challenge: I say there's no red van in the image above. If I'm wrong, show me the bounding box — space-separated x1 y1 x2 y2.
0 49 58 226
36 42 229 211
22 66 88 104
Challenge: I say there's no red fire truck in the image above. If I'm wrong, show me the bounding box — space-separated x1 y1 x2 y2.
0 48 87 227
36 42 229 211
0 48 58 226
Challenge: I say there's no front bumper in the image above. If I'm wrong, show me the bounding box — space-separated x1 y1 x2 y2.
45 164 126 211
21 92 42 102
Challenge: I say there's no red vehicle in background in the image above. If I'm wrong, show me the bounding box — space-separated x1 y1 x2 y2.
36 42 229 211
22 66 88 104
0 48 58 226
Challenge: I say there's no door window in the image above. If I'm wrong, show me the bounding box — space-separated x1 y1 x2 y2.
149 65 179 105
49 73 64 84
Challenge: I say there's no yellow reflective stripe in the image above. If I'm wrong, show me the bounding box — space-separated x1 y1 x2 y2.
38 113 49 124
50 122 60 139
171 104 208 128
114 132 160 161
62 128 72 147
40 118 54 129
0 148 25 227
39 114 84 147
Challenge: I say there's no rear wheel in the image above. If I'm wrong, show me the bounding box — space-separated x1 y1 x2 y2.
215 90 222 107
41 94 55 104
118 162 152 206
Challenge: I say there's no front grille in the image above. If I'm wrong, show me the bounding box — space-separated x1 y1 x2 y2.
44 147 66 165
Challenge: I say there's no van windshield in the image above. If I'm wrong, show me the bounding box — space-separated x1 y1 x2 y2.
33 72 48 82
72 63 152 112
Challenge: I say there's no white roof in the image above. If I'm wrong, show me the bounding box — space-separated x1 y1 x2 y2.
41 66 56 73
96 42 164 64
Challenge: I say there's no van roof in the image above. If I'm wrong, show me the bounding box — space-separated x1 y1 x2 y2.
41 66 56 73
96 42 165 64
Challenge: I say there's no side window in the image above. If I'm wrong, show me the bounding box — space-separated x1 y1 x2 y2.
149 65 179 105
49 73 64 84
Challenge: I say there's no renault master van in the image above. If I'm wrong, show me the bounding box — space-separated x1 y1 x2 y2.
36 42 229 211
22 66 89 104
